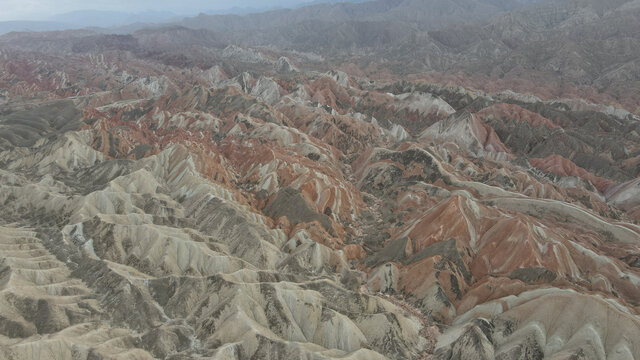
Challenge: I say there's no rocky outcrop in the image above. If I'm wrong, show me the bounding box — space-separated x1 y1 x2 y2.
275 56 298 73
221 45 270 64
325 70 351 88
606 178 640 220
530 154 615 193
420 111 509 160
434 289 640 359
250 77 282 105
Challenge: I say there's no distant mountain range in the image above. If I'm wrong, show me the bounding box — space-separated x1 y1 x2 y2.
166 0 640 110
0 10 178 34
2 0 640 110
48 10 178 28
0 0 370 34
0 21 69 34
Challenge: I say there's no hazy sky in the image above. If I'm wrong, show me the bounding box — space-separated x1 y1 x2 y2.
0 0 312 21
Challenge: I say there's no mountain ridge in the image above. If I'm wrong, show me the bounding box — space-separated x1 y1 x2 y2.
1 1 640 359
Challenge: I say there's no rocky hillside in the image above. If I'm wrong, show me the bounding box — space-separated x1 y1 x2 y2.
1 2 640 359
168 0 640 114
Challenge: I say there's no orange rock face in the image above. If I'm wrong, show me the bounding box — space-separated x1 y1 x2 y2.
530 154 615 193
477 103 560 130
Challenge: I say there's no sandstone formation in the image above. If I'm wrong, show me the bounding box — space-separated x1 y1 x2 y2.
1 1 640 359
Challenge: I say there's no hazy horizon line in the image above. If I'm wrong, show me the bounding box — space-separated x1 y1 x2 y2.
0 0 342 22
